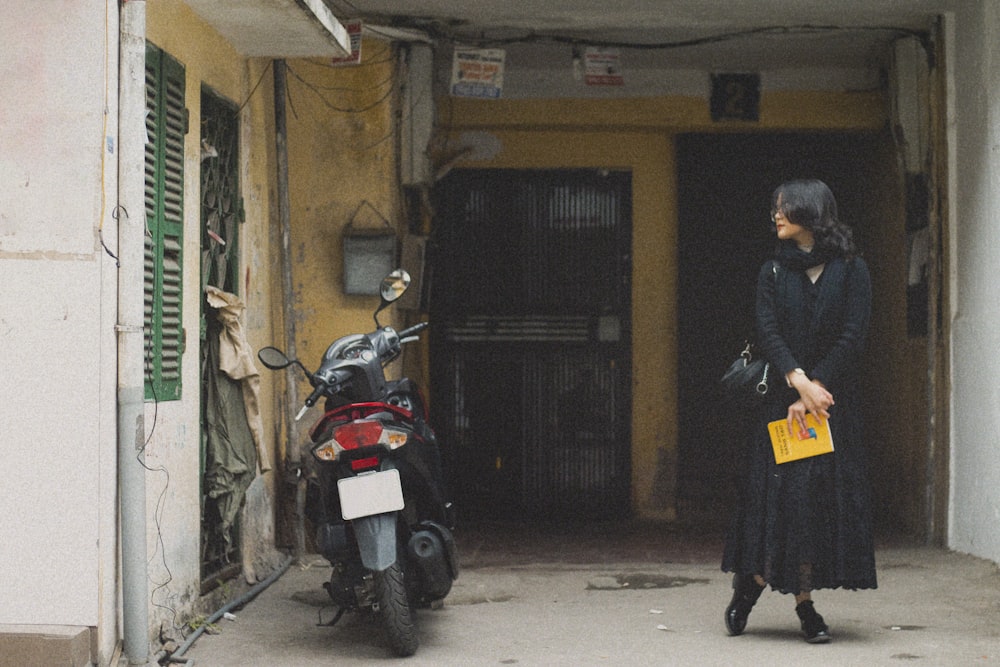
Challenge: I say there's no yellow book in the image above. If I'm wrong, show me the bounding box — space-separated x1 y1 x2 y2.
767 414 834 464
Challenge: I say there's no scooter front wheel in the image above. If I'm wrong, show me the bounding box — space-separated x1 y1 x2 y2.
373 562 418 656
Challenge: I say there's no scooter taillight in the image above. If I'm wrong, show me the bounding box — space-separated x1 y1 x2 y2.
312 419 408 462
335 421 385 449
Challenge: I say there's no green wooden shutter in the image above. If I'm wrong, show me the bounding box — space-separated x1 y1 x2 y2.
144 43 186 401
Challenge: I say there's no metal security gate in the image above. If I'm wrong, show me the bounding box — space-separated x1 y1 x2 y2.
429 169 632 521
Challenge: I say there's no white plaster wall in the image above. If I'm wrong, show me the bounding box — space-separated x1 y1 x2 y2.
0 0 119 628
948 0 1000 563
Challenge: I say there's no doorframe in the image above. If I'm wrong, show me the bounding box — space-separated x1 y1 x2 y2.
925 17 952 546
429 167 635 520
438 130 677 519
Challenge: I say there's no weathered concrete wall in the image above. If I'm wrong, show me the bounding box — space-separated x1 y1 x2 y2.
948 0 1000 563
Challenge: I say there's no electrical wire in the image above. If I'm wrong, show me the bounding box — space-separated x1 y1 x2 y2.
455 23 927 50
333 15 926 52
234 60 273 117
302 40 394 68
292 60 395 94
136 224 179 632
285 62 395 114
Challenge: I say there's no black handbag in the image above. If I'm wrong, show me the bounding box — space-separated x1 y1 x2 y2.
720 342 770 400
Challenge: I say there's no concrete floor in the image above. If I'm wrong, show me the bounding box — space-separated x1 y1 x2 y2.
181 521 1000 666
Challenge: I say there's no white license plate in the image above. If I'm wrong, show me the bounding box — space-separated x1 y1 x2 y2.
338 470 404 520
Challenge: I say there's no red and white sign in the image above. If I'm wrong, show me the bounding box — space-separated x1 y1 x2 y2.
584 47 624 86
330 20 363 66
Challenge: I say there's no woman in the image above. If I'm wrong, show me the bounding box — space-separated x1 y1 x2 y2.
721 179 877 643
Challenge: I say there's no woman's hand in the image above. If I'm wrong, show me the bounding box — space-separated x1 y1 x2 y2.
786 376 834 433
786 400 809 434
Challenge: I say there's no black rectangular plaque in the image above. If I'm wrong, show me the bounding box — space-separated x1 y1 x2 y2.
710 73 760 121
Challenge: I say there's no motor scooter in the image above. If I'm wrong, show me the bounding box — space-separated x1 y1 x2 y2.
257 269 457 657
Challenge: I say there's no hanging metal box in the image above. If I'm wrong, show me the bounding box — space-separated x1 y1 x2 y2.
342 201 397 295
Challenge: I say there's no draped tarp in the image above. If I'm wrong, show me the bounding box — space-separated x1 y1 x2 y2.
205 285 270 472
203 286 270 562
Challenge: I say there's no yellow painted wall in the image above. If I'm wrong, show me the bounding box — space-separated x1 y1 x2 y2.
442 91 890 521
282 42 404 376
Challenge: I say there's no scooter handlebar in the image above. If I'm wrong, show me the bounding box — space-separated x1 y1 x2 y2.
397 321 429 339
303 383 326 408
304 368 352 408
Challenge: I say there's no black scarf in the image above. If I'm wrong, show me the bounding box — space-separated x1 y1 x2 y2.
774 240 834 272
772 241 849 362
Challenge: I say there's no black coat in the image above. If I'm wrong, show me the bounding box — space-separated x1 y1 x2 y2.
722 253 878 594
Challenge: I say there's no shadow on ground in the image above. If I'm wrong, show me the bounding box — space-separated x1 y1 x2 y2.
455 511 921 570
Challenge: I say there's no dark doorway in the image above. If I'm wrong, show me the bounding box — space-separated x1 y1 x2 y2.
675 132 904 522
199 88 248 591
430 169 633 522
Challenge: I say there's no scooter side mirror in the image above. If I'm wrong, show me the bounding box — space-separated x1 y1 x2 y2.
374 269 411 326
380 269 411 303
258 346 295 370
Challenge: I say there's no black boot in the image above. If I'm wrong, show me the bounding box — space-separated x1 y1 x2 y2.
795 600 831 643
725 574 765 636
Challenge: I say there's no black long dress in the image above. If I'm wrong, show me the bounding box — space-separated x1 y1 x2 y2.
721 244 878 595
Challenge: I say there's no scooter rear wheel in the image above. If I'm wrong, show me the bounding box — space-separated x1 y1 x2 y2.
373 562 418 656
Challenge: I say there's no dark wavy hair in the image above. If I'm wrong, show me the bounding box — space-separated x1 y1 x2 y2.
772 179 856 258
